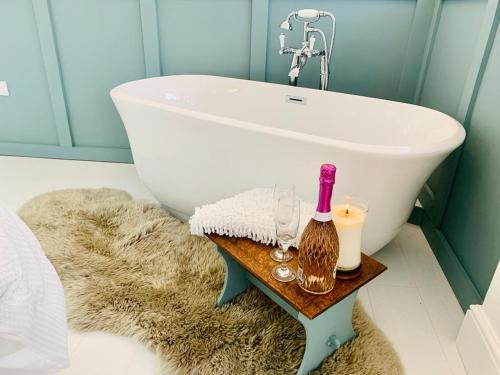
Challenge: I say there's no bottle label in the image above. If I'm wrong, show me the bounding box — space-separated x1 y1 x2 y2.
314 211 332 222
297 267 304 283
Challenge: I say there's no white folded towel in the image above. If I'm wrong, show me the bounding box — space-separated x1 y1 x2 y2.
189 188 315 248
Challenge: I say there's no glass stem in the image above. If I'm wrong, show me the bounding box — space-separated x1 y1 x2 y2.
281 244 289 271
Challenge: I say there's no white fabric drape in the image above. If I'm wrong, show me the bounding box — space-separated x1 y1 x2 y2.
0 205 69 372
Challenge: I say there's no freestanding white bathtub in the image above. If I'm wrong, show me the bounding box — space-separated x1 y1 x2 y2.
111 75 465 255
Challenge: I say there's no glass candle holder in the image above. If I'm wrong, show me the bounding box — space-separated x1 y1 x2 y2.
332 196 368 274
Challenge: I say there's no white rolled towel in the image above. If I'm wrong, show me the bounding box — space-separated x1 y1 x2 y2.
189 188 315 248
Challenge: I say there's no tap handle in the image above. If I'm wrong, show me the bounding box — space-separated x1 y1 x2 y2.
309 35 316 51
279 32 285 50
306 35 316 58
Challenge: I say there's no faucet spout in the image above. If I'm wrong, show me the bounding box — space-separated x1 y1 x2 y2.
288 52 305 86
288 65 300 86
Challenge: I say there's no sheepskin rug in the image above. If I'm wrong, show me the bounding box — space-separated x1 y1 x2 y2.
19 188 403 375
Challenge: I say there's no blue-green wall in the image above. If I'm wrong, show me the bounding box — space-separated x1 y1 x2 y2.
416 0 500 308
50 0 145 149
0 0 59 146
417 0 489 226
0 0 437 161
442 21 500 299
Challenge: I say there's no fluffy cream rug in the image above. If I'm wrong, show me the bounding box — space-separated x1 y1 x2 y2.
19 189 403 375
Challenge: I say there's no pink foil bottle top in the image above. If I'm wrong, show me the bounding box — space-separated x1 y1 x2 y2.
316 163 336 214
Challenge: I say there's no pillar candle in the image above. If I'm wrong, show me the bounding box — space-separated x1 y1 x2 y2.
332 200 367 271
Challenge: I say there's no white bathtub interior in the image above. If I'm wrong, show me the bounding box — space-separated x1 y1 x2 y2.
112 75 463 153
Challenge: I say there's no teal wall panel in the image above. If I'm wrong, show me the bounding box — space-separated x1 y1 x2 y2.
157 0 252 78
420 0 487 116
441 24 500 298
49 0 146 148
266 0 417 100
1 0 439 161
0 0 59 145
417 0 500 308
417 0 487 226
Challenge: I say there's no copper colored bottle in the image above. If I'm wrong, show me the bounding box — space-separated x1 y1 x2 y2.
297 164 340 294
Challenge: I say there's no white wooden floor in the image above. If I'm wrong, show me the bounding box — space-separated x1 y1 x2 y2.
0 156 466 375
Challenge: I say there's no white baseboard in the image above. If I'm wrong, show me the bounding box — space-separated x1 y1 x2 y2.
457 305 500 375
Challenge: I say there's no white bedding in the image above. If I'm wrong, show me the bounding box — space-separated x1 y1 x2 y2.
0 205 69 371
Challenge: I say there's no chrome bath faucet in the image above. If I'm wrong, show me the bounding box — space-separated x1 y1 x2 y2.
278 9 336 91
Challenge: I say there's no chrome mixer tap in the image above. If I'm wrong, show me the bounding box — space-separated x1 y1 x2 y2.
278 9 336 90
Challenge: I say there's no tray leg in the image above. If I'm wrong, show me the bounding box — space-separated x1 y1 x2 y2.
216 246 251 306
296 292 357 375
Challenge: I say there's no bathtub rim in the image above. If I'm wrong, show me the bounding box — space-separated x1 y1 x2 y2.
110 75 466 159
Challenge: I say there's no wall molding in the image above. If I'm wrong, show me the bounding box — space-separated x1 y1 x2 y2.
0 142 132 163
420 212 482 311
397 0 440 103
139 0 161 77
31 0 73 148
413 0 443 104
457 306 500 374
249 0 269 81
458 262 500 374
457 0 500 125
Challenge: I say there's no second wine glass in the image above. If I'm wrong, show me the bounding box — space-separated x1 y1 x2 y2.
272 193 300 282
270 185 295 262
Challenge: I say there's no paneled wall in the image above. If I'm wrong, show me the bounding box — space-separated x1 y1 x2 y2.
417 0 490 225
0 0 436 162
416 0 500 308
0 0 59 146
266 0 420 100
442 22 500 299
50 0 145 149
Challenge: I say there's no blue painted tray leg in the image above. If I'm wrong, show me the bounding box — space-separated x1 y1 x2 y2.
247 274 358 374
216 246 251 306
296 292 357 375
216 246 357 374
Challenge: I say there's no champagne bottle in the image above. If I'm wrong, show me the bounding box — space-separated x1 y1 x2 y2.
297 164 340 294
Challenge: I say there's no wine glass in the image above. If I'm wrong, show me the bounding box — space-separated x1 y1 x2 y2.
272 194 300 282
270 185 295 262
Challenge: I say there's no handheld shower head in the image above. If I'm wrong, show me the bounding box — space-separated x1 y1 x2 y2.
280 11 296 31
280 19 292 31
